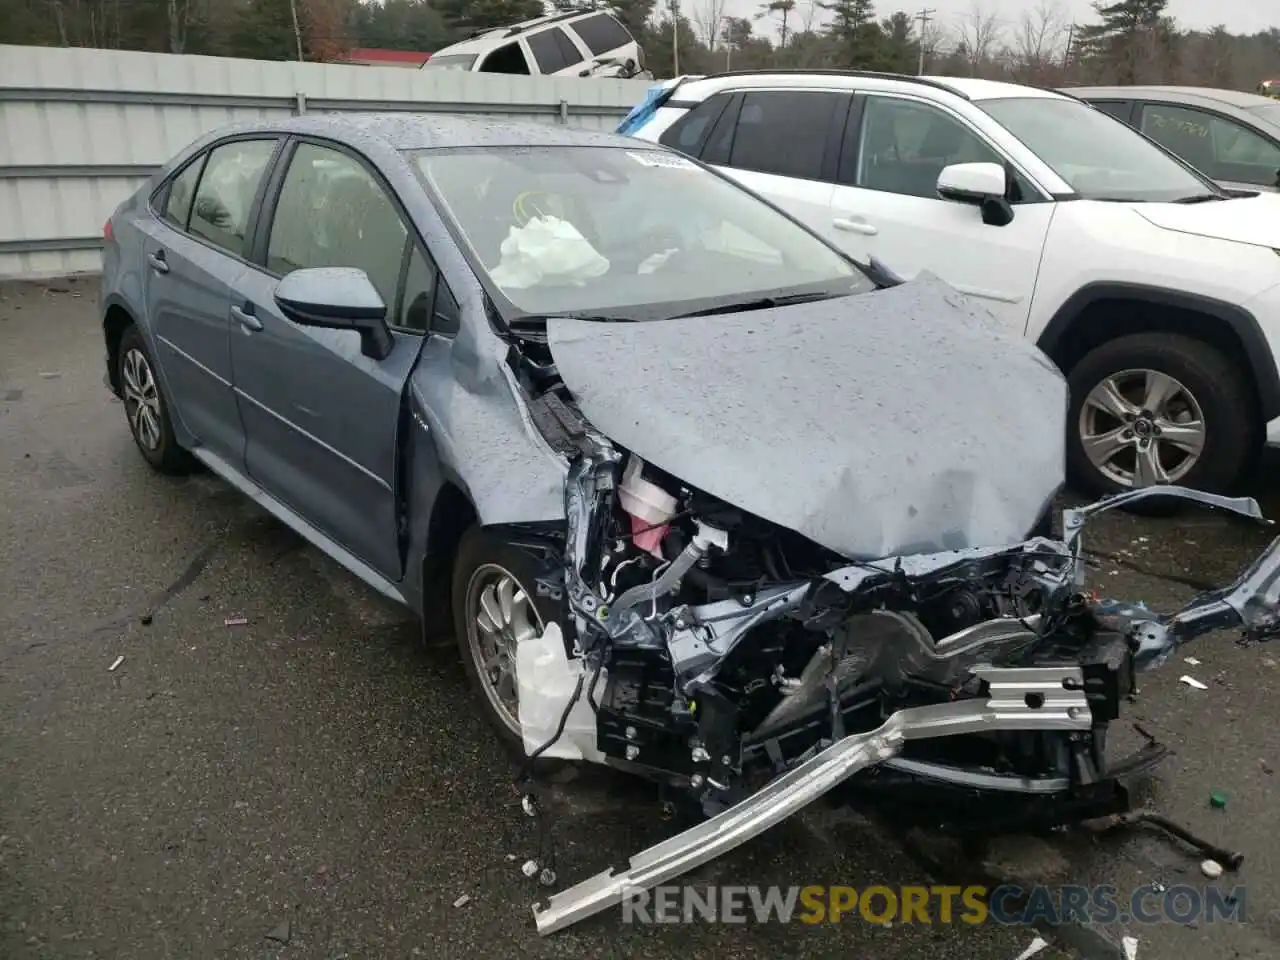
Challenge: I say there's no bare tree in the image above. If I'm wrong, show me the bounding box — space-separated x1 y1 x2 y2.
690 0 730 51
1011 0 1066 82
756 0 796 50
957 0 1001 75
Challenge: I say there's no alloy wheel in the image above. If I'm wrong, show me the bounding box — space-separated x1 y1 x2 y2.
464 563 544 738
1078 367 1207 488
121 347 163 451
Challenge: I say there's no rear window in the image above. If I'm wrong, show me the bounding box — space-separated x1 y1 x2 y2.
570 13 632 56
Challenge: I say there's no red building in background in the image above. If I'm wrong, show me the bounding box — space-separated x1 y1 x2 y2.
340 48 432 68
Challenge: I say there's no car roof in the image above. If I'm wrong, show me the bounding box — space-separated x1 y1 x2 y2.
1067 84 1276 110
673 70 1073 104
431 9 604 56
203 112 638 152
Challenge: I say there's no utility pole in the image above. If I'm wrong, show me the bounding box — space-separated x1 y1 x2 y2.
669 0 680 76
1063 21 1075 71
915 8 935 76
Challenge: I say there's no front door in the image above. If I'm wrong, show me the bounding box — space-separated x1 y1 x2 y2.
828 94 1055 329
139 137 280 467
229 140 431 581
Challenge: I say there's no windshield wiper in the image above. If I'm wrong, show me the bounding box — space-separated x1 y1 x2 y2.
665 291 840 320
1172 193 1225 204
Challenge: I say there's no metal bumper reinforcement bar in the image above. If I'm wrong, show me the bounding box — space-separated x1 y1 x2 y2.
532 664 1092 935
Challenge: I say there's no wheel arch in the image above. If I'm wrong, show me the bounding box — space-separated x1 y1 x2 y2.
419 481 478 633
1036 282 1280 424
102 297 136 396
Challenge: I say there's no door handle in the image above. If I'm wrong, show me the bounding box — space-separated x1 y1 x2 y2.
231 304 263 332
146 251 169 274
832 216 878 236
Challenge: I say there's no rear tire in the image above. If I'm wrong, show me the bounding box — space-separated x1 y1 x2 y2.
451 525 567 759
117 324 193 475
1065 332 1253 502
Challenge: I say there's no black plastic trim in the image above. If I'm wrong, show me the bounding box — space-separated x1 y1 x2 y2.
1038 282 1280 419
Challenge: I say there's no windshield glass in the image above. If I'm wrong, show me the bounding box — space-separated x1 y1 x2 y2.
422 54 477 71
980 97 1217 202
412 145 871 319
1245 102 1280 127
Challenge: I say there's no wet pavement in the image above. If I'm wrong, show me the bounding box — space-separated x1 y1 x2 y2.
1 277 1277 959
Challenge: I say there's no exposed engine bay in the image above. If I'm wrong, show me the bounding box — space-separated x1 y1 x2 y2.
498 313 1280 936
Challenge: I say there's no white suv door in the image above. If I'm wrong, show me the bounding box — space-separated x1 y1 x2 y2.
694 89 851 242
827 93 1056 329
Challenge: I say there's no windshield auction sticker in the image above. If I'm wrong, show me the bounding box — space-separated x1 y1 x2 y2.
627 151 698 170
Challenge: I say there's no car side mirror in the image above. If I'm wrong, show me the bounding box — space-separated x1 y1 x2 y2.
274 267 394 361
937 162 1014 227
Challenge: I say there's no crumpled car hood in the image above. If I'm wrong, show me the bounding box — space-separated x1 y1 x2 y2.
546 274 1067 560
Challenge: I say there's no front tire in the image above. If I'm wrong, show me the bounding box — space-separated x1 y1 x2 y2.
451 525 565 757
117 324 193 475
1065 332 1254 500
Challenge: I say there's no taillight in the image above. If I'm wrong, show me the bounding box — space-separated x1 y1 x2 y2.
103 219 114 242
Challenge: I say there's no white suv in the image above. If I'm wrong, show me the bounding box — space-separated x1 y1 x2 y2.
423 10 648 79
622 70 1280 498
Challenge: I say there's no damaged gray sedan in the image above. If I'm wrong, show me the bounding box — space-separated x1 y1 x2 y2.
100 114 1280 936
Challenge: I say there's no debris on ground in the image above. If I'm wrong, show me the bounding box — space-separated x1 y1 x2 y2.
521 859 539 878
1122 935 1139 960
1184 656 1201 666
1201 859 1224 879
1178 675 1207 690
224 616 249 627
108 655 124 672
140 613 153 626
1013 935 1050 959
38 372 62 379
452 894 471 908
1209 790 1228 809
1260 759 1273 776
264 919 291 944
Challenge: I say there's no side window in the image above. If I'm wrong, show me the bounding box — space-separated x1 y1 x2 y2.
1142 103 1280 186
1090 100 1133 124
726 91 843 180
267 143 409 315
570 13 633 56
162 155 206 230
527 27 582 74
478 42 530 75
853 96 1003 200
1139 104 1218 173
400 245 437 333
188 139 276 257
659 93 732 157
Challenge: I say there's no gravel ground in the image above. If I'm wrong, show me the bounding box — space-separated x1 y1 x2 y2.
2 278 1277 960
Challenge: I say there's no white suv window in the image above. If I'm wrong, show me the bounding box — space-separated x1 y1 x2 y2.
526 27 584 75
854 96 1003 199
726 91 844 181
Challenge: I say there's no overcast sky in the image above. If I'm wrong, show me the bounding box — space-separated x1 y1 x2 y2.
711 0 1278 46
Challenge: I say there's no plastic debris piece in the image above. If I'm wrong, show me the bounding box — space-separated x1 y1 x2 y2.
521 859 539 878
1014 935 1050 960
224 617 248 627
265 920 291 944
1184 656 1201 666
1179 675 1208 690
1201 859 1224 879
1122 936 1139 960
505 853 518 861
108 655 124 672
453 894 471 908
540 868 557 886
1209 790 1227 809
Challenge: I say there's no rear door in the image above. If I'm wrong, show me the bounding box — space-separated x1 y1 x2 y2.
228 138 435 581
693 89 850 237
137 136 281 469
524 25 588 77
826 93 1054 329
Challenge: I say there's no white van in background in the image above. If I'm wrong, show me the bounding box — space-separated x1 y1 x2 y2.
422 10 650 80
